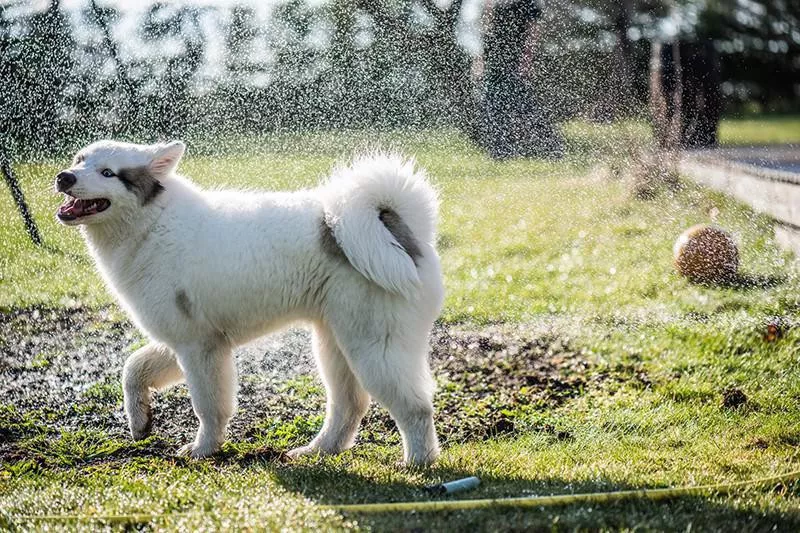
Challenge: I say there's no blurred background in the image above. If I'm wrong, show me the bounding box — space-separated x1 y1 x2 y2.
1 0 798 159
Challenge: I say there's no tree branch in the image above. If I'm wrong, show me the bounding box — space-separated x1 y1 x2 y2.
89 0 136 121
0 150 42 246
419 0 463 30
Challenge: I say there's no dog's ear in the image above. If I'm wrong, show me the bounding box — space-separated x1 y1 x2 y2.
149 141 186 177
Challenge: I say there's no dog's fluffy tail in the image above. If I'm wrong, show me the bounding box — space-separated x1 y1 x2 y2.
322 153 438 299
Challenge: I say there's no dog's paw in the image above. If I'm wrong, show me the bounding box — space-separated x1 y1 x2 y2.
403 457 437 468
286 445 323 459
127 401 153 441
403 448 439 468
177 440 220 459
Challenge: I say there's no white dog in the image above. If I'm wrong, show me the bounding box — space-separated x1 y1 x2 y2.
54 140 444 465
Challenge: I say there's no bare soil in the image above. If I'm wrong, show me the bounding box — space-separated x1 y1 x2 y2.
0 307 593 461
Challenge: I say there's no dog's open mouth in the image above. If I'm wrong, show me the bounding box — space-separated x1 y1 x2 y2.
57 195 111 221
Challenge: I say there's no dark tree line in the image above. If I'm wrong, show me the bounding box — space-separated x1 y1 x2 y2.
1 0 797 160
1 0 478 159
699 0 800 113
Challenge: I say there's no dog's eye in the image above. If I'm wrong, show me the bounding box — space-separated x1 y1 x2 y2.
101 169 116 178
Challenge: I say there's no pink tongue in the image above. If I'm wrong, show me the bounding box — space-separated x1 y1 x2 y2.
61 199 87 217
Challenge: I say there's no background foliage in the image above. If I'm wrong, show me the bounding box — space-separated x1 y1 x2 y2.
1 0 798 159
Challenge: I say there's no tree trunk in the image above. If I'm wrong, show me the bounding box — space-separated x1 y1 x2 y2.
600 0 635 120
656 40 721 149
477 0 563 159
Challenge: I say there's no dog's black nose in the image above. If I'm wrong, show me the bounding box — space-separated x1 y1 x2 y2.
55 171 77 192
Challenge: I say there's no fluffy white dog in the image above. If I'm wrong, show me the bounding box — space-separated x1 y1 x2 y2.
54 140 444 465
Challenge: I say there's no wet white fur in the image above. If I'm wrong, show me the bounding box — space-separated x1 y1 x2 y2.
57 140 444 464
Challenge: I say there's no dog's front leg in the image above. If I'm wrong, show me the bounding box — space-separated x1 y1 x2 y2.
175 342 238 459
123 342 184 440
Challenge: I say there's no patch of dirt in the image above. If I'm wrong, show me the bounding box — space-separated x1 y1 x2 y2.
0 307 595 461
721 387 748 410
428 326 589 442
0 306 138 435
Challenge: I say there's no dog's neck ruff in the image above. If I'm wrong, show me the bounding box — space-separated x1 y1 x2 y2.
82 196 165 256
81 175 197 259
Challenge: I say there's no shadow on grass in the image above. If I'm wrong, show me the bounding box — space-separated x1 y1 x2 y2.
3 432 798 530
270 462 800 531
725 272 786 290
692 272 787 290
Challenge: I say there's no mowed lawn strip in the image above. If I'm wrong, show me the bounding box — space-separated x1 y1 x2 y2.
718 114 800 146
1 122 799 529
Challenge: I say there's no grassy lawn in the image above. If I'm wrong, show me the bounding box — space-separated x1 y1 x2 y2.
2 120 800 530
719 114 800 145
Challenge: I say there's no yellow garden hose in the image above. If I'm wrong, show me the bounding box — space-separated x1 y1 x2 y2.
2 469 798 525
325 468 800 514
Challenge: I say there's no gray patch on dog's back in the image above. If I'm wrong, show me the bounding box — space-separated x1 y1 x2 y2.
175 289 192 319
320 215 346 260
117 166 165 205
379 207 422 264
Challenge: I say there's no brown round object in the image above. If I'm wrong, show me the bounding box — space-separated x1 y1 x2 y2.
673 224 739 283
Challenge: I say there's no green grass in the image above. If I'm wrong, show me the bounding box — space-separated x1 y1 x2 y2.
2 121 800 530
719 114 800 145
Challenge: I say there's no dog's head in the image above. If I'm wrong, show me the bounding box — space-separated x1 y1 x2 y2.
55 140 185 226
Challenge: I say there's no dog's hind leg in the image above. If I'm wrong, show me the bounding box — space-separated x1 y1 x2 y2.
288 322 370 459
330 318 439 466
175 341 237 458
123 342 184 440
